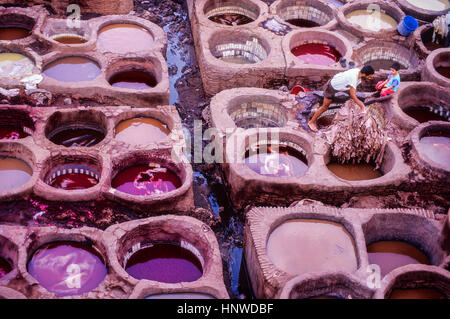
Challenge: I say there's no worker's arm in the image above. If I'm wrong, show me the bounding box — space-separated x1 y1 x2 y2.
349 87 365 111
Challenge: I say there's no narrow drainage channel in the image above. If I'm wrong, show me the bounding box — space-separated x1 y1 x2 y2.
136 0 254 298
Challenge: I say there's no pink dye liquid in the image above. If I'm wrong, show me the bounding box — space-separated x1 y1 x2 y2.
125 243 203 283
112 165 181 196
291 43 342 66
27 241 107 297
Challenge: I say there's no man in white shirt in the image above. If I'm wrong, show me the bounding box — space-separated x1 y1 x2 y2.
308 65 375 132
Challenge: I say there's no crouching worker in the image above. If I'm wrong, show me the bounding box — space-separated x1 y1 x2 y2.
375 62 401 97
308 65 375 132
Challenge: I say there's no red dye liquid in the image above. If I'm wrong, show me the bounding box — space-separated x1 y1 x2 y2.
49 127 105 147
112 165 181 196
0 126 29 140
291 43 342 66
27 241 107 297
49 172 99 190
125 244 203 283
245 145 308 177
0 257 12 279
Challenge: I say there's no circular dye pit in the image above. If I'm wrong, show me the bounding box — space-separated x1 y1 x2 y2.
204 2 257 26
51 34 88 45
0 53 34 79
48 124 105 147
370 59 406 72
0 257 12 279
43 57 100 82
230 100 287 129
0 157 32 192
27 241 107 297
389 288 446 299
421 27 446 52
403 106 449 123
0 28 30 40
244 145 308 177
327 162 382 181
46 165 100 190
419 131 450 170
112 164 181 196
287 19 320 27
0 125 30 140
146 293 215 299
266 219 358 275
115 117 169 145
291 43 342 66
405 0 450 12
367 241 430 277
97 24 154 54
109 71 157 90
125 243 203 283
345 10 397 32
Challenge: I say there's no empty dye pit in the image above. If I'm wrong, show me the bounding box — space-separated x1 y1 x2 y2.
51 34 88 45
419 132 450 170
345 10 397 32
244 145 308 177
0 257 11 279
0 53 34 79
43 57 101 82
422 27 446 51
403 106 449 123
112 164 181 196
0 28 30 40
27 241 107 297
146 293 215 299
291 43 342 66
124 243 203 283
0 157 32 192
97 24 154 54
266 219 358 276
48 124 105 147
215 38 267 64
389 288 446 299
109 71 157 90
115 117 170 145
405 0 450 12
46 165 100 190
327 162 383 181
204 2 257 26
367 241 430 277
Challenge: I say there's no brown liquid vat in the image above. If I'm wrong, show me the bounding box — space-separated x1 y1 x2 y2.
0 7 44 46
103 215 229 299
271 0 338 30
392 82 450 132
409 121 450 175
422 48 450 88
244 205 366 299
336 0 404 39
374 265 450 299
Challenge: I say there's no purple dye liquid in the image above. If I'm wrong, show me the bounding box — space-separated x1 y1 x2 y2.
27 241 107 297
0 257 12 279
125 243 203 283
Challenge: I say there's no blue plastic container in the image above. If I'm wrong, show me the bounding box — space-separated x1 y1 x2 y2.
398 15 419 36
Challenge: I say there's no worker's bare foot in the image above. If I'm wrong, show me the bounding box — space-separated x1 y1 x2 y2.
308 121 318 132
